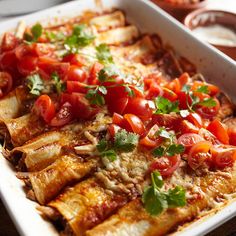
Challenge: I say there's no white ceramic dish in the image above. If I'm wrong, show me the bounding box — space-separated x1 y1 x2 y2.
0 0 236 236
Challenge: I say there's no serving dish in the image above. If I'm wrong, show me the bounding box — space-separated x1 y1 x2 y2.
0 0 236 236
184 9 236 60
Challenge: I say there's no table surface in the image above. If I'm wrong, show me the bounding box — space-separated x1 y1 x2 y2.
0 0 236 236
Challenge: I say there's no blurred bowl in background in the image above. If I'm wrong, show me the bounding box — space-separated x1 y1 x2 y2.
184 9 236 60
152 0 209 21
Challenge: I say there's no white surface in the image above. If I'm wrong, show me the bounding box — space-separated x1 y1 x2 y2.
0 1 236 236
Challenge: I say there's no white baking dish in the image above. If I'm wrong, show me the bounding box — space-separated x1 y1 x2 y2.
0 0 236 236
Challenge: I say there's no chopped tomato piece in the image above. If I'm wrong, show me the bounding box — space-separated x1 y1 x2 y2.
63 53 86 67
228 130 236 146
149 155 181 177
177 133 204 153
140 124 162 149
123 97 152 121
186 112 203 128
0 50 17 70
198 128 221 145
17 56 38 76
207 119 229 144
108 124 121 138
34 95 55 123
38 58 70 79
211 146 236 168
65 65 87 82
178 72 190 86
162 87 178 101
66 81 88 94
145 83 163 100
166 78 181 94
88 62 104 85
50 102 73 127
178 91 192 109
151 113 181 131
61 92 98 120
1 33 19 52
191 81 219 96
180 120 199 134
188 141 212 170
123 114 145 135
107 97 129 115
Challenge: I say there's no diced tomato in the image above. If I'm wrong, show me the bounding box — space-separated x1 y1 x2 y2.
186 112 203 128
196 97 220 119
107 97 129 115
180 120 199 134
188 141 212 170
151 113 181 131
139 124 162 149
211 146 236 169
163 87 178 101
191 81 219 96
66 81 88 93
33 95 55 123
166 78 181 94
65 65 87 82
50 102 73 126
123 97 153 121
15 44 34 60
178 72 190 86
145 82 163 100
177 133 204 153
198 128 221 145
228 130 236 146
123 114 145 135
0 72 13 98
128 85 144 98
108 124 121 138
33 43 53 57
38 58 70 79
149 155 181 177
0 50 17 70
62 53 86 67
1 33 19 52
88 62 104 85
178 91 192 109
17 56 38 76
61 92 98 120
207 119 229 144
113 113 125 125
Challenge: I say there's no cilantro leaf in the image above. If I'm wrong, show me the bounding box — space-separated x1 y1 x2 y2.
142 171 186 216
64 24 95 53
166 186 186 208
197 97 217 108
142 186 168 216
45 31 65 42
96 139 108 152
85 89 105 106
166 144 185 156
25 23 43 42
96 44 114 64
51 72 66 94
152 146 165 157
114 129 139 152
98 65 120 82
101 149 117 162
155 96 179 114
196 85 209 94
151 171 164 188
26 74 44 96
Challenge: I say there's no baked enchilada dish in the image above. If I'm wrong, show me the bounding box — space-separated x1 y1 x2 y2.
0 8 236 236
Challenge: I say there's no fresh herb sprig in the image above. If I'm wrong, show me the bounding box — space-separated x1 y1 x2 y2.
152 128 185 157
182 84 217 112
155 96 179 114
24 23 43 42
26 74 44 96
51 72 66 94
142 171 186 216
96 43 114 65
96 129 139 161
64 24 95 53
